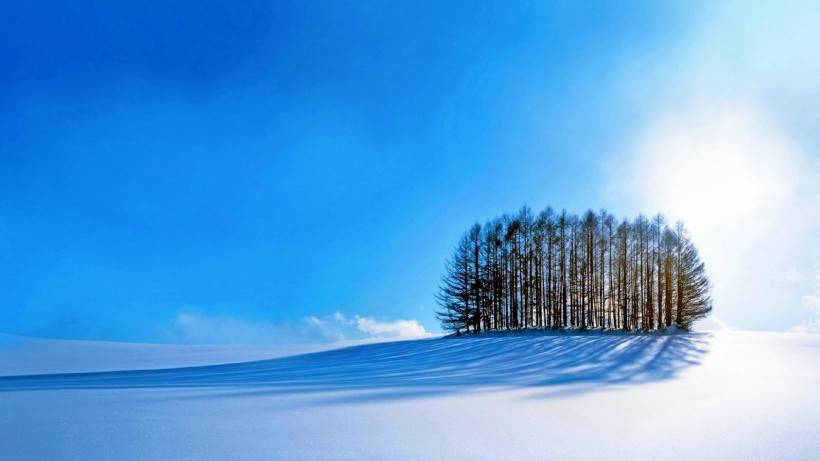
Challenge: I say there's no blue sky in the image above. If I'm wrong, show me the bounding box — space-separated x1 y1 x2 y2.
2 1 819 343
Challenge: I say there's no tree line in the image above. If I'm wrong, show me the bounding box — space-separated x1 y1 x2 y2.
436 206 712 334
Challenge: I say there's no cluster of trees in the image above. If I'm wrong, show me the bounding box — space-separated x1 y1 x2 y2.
437 206 712 334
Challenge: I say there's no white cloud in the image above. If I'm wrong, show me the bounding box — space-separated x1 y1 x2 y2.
300 315 346 342
163 312 341 345
355 317 431 339
696 314 732 332
169 312 277 344
792 271 820 334
162 310 430 345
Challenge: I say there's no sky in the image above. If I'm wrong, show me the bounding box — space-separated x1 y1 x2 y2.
1 1 818 344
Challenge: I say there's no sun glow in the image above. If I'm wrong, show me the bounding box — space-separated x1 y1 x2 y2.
620 101 815 329
634 103 799 238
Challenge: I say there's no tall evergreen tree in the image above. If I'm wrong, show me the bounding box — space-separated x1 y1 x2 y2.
436 232 473 334
436 207 712 334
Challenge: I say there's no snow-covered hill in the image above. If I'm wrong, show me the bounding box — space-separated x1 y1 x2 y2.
1 330 818 460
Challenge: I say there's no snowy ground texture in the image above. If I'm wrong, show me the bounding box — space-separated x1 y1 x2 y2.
1 330 819 460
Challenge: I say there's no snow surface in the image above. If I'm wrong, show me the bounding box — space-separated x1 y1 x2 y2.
0 333 395 375
1 330 819 460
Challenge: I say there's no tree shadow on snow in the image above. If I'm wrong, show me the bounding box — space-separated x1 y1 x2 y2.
0 332 710 403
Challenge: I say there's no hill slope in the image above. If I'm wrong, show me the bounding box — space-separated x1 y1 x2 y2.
1 331 818 460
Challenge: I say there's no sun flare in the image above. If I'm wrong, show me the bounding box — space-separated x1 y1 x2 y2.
634 103 799 239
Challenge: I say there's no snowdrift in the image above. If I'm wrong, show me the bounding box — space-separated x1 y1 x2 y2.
1 331 818 460
0 332 707 397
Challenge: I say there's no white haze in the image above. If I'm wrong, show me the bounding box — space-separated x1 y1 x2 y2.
608 2 820 331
